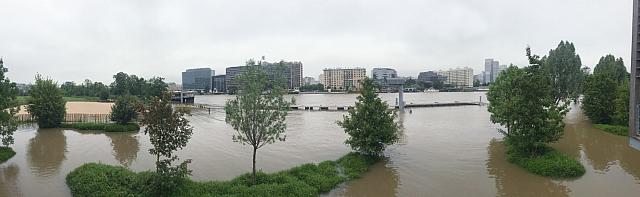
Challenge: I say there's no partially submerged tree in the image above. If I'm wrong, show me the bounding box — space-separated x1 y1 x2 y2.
28 75 66 128
487 65 564 155
111 95 138 124
338 77 399 156
0 58 19 148
225 59 292 185
139 93 193 193
582 73 617 124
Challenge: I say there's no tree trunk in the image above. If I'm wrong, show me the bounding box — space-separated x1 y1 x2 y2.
252 147 257 185
156 154 160 173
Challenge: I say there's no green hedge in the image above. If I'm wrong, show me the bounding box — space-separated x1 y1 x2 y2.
66 152 378 197
61 122 140 132
0 147 16 163
594 124 628 136
506 146 585 178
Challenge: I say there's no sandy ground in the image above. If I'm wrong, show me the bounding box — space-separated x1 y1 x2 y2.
17 102 114 114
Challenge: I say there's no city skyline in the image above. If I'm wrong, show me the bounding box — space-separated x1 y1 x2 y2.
0 0 632 84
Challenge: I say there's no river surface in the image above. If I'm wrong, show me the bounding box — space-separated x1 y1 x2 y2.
1 92 639 196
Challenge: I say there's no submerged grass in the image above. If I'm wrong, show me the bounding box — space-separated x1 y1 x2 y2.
594 124 628 136
61 122 140 132
0 146 16 163
506 145 585 178
66 152 379 197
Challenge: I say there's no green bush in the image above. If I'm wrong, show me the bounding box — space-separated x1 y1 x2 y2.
66 152 378 197
61 122 139 132
0 147 16 163
111 95 138 124
506 146 585 178
594 124 628 136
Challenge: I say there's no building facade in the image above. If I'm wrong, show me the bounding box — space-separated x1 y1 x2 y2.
303 77 318 85
372 68 397 80
212 75 226 93
436 67 474 88
225 61 303 93
182 68 214 92
631 0 640 141
418 71 447 83
322 68 366 91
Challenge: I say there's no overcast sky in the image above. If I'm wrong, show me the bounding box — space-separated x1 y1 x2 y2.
0 0 632 84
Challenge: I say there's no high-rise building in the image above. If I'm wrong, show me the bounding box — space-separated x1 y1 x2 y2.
436 67 474 88
322 68 366 91
484 59 499 84
182 68 214 92
224 61 303 93
630 0 640 140
372 68 398 80
212 75 226 93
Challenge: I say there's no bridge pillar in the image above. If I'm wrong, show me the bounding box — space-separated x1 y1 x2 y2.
399 84 405 112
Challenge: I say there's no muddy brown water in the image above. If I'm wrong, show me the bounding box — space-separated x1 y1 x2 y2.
1 93 639 196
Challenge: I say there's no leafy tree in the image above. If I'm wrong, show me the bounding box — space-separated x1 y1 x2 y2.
28 75 66 128
225 59 292 185
582 73 617 124
111 72 130 96
593 55 628 82
487 65 564 155
111 95 138 124
612 80 629 126
0 59 19 147
144 77 169 98
473 79 481 87
527 41 583 107
338 78 399 156
138 93 193 194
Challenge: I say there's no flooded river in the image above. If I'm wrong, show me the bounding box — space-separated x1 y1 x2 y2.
1 92 639 196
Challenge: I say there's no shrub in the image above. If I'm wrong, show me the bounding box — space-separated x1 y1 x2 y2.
0 146 16 163
104 123 140 132
506 145 585 178
61 122 139 132
111 95 138 124
28 75 66 128
594 124 628 136
66 163 139 196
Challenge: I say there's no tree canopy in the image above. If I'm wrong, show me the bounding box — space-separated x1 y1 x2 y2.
28 75 66 128
0 59 19 147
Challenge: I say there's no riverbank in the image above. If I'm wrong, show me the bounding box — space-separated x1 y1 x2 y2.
594 124 628 136
61 122 140 132
66 152 378 196
0 146 16 163
506 145 585 178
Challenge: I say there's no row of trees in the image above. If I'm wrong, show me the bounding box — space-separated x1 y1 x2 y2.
56 72 168 100
582 55 630 126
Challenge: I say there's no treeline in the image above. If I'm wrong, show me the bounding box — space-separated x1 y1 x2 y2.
60 72 168 100
582 55 630 134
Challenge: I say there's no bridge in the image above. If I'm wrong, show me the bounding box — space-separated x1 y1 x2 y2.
290 102 483 111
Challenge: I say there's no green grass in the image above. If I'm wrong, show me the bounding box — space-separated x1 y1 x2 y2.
66 152 378 197
61 122 140 132
506 146 585 178
17 96 102 105
594 124 628 136
0 147 16 163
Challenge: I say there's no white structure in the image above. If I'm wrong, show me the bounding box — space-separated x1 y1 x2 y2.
322 68 367 91
437 67 474 88
372 68 397 80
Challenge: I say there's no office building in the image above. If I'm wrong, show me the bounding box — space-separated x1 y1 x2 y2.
372 68 398 80
630 0 640 142
436 67 474 88
182 68 214 92
322 68 366 91
225 61 303 93
418 71 448 83
212 75 226 93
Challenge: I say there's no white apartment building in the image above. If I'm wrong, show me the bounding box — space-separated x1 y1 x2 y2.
322 68 367 91
436 67 474 88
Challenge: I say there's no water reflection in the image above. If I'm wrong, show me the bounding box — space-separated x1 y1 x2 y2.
106 133 140 167
487 139 570 197
328 159 400 196
0 164 21 196
27 129 67 177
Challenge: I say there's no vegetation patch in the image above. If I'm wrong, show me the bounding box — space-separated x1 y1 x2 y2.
594 124 628 136
506 145 585 178
66 152 378 197
0 147 16 163
61 122 140 132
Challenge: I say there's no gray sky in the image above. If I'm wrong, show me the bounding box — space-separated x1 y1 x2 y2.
0 0 632 84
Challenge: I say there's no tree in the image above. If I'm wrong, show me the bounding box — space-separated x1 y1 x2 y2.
28 75 66 128
543 41 583 105
0 59 19 147
225 59 292 185
487 65 564 155
612 80 629 126
144 77 168 98
111 95 138 124
593 55 628 82
139 93 193 194
338 78 399 156
111 72 129 96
